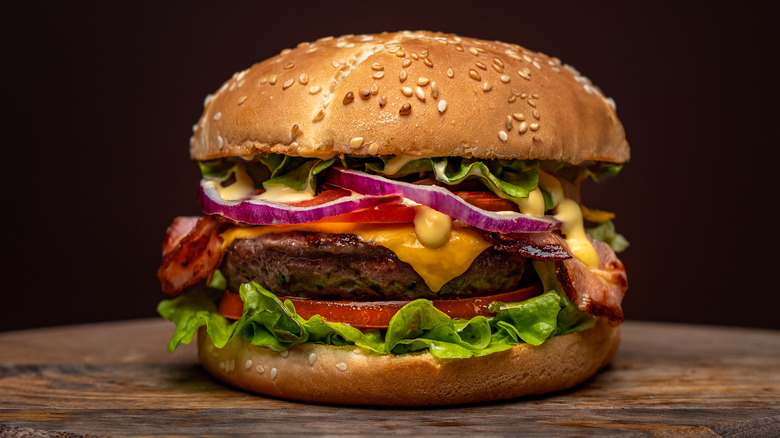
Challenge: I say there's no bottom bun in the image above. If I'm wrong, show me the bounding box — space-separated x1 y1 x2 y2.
197 319 619 406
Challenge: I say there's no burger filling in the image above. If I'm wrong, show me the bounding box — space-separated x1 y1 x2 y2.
157 154 628 359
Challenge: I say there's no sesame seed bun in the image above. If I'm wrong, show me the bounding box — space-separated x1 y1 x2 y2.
190 31 629 164
196 318 619 406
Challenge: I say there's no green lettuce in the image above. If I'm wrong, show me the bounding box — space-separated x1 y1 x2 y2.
158 277 597 359
586 220 630 253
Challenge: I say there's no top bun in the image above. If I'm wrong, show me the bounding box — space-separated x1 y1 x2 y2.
190 31 629 164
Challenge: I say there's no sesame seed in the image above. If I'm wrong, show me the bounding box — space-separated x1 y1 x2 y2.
533 109 540 120
447 67 454 78
552 66 561 73
282 79 294 90
312 109 325 122
291 124 300 138
299 74 308 85
532 60 542 70
368 143 379 154
270 368 278 379
533 136 541 142
309 85 322 95
499 75 511 84
399 70 408 82
499 130 508 142
532 93 540 99
343 92 355 105
237 96 248 105
284 62 295 70
469 47 479 56
255 365 265 373
370 82 378 95
468 69 481 81
518 122 528 133
402 58 412 68
350 137 364 148
417 77 430 86
529 123 540 131
336 363 348 371
401 86 413 96
492 63 504 73
508 95 517 103
331 60 340 68
505 115 513 130
475 61 487 70
245 360 253 370
420 49 429 57
308 353 317 365
259 77 268 85
396 51 405 58
269 75 277 85
438 100 447 113
359 89 370 99
520 92 528 99
399 103 412 115
219 361 225 371
411 52 419 60
423 58 433 68
213 112 222 121
373 71 385 79
523 54 532 63
493 57 505 68
415 86 425 101
518 69 531 80
513 113 525 121
431 81 439 98
387 45 399 53
371 62 384 71
379 96 386 108
454 45 464 52
217 135 224 149
483 82 492 92
527 99 537 108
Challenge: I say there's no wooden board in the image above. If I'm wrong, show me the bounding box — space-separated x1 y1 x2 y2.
1 319 779 437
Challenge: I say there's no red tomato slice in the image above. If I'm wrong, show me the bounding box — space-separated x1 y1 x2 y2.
218 284 542 328
316 202 418 224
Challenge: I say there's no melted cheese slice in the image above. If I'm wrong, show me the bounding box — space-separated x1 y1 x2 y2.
220 223 491 292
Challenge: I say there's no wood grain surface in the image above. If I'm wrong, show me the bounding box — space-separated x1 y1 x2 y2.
1 319 778 437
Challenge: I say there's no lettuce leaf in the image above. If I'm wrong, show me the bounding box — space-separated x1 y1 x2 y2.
586 220 630 253
158 278 597 359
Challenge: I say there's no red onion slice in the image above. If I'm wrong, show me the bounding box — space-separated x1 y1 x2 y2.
325 168 560 233
199 179 401 225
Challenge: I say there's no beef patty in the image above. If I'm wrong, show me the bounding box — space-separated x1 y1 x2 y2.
221 231 529 300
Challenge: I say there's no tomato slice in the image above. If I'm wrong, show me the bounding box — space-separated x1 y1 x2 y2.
284 189 352 207
316 202 418 224
217 284 542 328
455 191 519 212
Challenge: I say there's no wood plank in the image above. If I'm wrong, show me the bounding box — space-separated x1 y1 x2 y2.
1 320 778 437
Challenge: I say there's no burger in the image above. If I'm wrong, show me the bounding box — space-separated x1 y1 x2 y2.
157 31 629 406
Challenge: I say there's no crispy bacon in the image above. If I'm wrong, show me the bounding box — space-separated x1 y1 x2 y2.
157 216 231 295
556 238 628 323
480 231 572 260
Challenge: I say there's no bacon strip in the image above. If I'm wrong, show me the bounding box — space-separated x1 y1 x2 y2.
556 238 628 323
480 231 572 260
157 216 231 295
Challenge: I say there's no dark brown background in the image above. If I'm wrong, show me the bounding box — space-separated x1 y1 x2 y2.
3 1 777 332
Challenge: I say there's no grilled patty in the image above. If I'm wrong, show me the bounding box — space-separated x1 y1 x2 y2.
221 231 529 300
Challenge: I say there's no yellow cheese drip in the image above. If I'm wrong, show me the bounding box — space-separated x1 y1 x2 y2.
215 167 257 201
220 223 491 293
516 188 545 217
554 199 600 268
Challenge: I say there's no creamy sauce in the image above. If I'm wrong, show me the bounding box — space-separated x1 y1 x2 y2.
382 156 418 175
413 206 452 248
516 188 545 217
554 199 600 269
254 184 315 203
538 170 564 208
215 167 257 201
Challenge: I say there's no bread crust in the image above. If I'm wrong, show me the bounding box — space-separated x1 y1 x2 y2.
190 31 629 164
197 318 619 406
